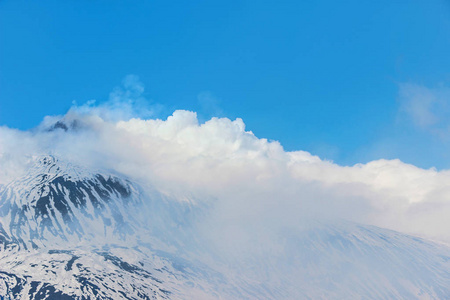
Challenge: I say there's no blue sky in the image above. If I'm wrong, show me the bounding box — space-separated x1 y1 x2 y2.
1 0 450 168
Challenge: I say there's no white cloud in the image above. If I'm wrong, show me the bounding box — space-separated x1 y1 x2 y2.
2 78 450 251
2 106 450 243
69 75 160 123
398 83 450 137
399 83 439 127
197 91 224 119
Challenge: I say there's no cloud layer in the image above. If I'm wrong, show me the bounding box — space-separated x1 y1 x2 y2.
2 78 450 246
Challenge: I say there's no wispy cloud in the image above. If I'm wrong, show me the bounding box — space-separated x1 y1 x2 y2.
197 91 224 120
69 75 162 122
398 83 450 137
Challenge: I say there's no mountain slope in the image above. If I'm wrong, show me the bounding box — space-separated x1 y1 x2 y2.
0 156 144 249
0 156 450 299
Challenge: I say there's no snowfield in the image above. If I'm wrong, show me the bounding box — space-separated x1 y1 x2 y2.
0 156 449 299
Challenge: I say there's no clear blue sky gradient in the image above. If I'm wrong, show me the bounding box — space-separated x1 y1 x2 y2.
1 0 450 168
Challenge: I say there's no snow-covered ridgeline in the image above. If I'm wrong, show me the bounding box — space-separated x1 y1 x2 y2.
0 155 146 250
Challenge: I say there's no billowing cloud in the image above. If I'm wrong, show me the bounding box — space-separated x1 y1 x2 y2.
2 78 450 250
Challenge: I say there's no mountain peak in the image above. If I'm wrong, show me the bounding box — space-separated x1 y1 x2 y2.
0 155 142 250
48 119 83 132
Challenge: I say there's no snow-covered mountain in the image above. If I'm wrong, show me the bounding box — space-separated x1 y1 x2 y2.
0 155 145 249
1 155 450 299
